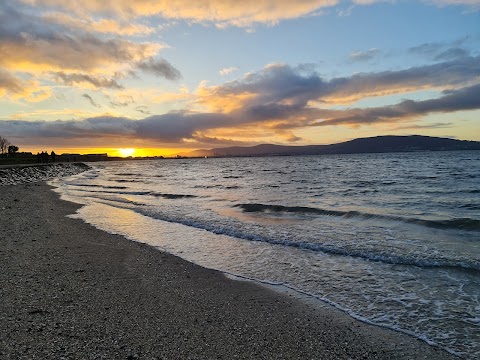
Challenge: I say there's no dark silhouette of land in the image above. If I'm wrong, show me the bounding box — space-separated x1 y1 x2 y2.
179 135 480 158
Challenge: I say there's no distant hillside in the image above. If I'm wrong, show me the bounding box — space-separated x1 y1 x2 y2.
178 135 480 158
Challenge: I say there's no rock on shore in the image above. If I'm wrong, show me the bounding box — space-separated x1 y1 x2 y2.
0 163 90 186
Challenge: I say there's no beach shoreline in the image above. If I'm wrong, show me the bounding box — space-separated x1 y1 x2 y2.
0 181 459 359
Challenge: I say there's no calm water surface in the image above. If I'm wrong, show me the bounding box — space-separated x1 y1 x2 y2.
51 151 480 358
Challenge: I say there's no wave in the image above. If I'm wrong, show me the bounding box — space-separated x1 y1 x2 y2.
66 185 197 199
65 190 480 272
150 192 197 199
67 183 128 190
114 172 143 176
234 203 480 231
460 204 480 210
70 188 151 196
128 206 480 272
114 179 144 183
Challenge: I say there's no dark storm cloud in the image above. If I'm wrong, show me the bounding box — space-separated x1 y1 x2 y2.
136 58 182 80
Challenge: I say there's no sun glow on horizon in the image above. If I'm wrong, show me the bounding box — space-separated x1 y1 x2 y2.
118 148 135 157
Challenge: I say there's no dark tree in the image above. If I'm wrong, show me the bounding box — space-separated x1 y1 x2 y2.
8 145 19 155
0 136 10 155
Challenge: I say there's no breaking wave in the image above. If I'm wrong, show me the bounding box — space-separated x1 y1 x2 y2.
235 203 480 231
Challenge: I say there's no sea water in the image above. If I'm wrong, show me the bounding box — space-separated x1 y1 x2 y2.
50 151 480 358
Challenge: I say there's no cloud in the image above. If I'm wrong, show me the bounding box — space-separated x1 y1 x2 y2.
2 82 479 147
0 112 232 144
311 83 480 127
82 93 100 107
190 133 250 146
0 32 160 74
8 108 108 121
42 12 155 36
136 58 182 80
0 4 165 78
135 105 151 115
0 29 160 76
110 95 135 107
54 72 124 89
409 38 471 61
426 1 480 10
197 57 480 110
21 0 341 27
0 69 52 102
0 69 24 94
219 67 239 76
434 47 470 61
391 122 453 130
0 1 187 106
409 42 446 57
0 116 136 139
349 48 380 62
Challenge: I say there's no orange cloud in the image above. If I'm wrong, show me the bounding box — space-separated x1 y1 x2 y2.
197 83 256 113
23 0 340 26
0 35 160 75
0 69 52 102
43 12 155 36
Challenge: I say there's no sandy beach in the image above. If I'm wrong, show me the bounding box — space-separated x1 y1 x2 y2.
0 179 459 359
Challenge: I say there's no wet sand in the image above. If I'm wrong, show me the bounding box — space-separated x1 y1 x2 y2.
0 181 458 359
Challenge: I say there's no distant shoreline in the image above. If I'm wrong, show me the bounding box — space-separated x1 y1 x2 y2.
2 146 480 167
2 135 479 165
178 135 480 158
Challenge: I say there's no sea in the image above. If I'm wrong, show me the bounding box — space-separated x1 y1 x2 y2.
50 151 480 359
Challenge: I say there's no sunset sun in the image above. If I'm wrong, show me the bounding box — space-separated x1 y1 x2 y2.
118 148 135 157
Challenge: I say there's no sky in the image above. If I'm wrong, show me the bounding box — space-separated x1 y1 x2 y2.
0 0 479 157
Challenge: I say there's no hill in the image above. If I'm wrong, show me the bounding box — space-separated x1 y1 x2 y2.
178 135 480 158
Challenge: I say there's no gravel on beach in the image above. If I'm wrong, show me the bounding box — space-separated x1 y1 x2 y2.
0 163 90 186
0 181 458 359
